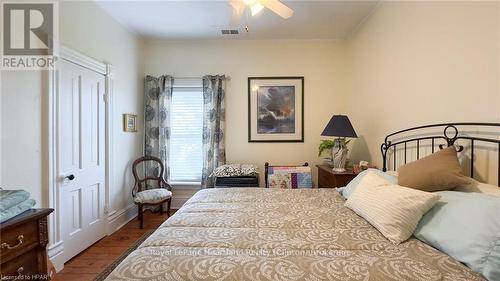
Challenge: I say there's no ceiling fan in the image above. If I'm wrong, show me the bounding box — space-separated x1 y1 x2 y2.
229 0 294 26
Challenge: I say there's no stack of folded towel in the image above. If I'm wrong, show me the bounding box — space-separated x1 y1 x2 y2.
0 188 36 223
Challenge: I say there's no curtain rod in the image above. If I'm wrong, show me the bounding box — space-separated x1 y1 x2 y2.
174 76 231 81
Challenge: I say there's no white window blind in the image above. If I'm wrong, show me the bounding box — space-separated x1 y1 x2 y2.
169 87 203 182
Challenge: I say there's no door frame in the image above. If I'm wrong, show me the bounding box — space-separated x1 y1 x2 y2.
47 46 114 271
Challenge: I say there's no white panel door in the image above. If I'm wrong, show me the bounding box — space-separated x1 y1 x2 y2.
59 60 106 262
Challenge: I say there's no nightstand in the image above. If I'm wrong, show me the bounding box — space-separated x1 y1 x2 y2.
316 164 358 188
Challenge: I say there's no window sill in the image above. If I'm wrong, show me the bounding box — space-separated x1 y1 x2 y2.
170 181 201 189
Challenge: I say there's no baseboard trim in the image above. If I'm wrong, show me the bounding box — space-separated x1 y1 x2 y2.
171 188 199 209
48 241 65 272
106 204 137 235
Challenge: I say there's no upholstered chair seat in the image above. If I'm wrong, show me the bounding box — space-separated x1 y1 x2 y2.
134 189 172 204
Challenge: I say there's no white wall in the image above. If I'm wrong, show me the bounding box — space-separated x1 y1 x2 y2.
1 1 143 215
59 0 144 214
0 72 2 184
143 39 348 193
0 71 45 203
346 1 500 183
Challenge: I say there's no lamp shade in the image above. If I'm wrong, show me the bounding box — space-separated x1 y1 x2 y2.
321 115 358 138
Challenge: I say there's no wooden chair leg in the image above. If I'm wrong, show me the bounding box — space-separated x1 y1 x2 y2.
167 198 171 217
138 204 144 229
159 203 164 214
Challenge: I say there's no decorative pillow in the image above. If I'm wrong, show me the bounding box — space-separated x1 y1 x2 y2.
454 178 500 197
345 171 440 244
342 168 398 199
268 173 292 189
241 164 258 176
398 146 469 192
414 191 500 281
212 164 242 177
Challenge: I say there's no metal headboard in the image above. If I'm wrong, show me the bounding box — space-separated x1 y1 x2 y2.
381 123 500 186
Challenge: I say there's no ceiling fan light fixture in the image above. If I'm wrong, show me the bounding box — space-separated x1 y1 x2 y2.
229 0 294 25
243 0 257 6
250 3 264 16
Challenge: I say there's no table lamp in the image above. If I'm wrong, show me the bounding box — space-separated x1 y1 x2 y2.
321 115 358 172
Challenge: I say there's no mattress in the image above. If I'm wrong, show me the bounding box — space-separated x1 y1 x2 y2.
105 188 484 281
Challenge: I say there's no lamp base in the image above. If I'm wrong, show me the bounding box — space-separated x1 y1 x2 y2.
331 138 348 173
332 167 346 173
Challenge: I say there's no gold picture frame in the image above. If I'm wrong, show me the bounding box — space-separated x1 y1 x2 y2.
248 77 304 142
123 114 137 132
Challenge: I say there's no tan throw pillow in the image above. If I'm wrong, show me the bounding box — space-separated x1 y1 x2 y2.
345 171 440 244
398 146 469 192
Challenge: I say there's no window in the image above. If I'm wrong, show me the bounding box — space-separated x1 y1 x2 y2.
169 81 203 183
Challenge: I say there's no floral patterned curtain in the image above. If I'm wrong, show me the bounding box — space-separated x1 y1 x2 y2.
201 75 226 188
144 75 173 181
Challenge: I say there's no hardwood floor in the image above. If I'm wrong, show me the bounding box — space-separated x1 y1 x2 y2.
53 210 174 281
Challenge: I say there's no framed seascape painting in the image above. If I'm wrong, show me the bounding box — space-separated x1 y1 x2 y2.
248 77 304 142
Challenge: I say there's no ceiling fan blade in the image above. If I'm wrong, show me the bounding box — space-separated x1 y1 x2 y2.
260 0 293 19
229 0 245 27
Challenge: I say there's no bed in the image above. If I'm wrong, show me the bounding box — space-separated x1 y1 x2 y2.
105 123 499 281
105 188 483 280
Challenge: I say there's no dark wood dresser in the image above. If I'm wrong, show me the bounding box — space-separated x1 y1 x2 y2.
316 164 358 188
0 208 53 280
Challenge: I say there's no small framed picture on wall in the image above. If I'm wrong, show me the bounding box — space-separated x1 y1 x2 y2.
123 114 137 132
248 76 304 142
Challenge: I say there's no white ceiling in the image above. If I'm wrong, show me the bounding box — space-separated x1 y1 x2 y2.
96 1 378 40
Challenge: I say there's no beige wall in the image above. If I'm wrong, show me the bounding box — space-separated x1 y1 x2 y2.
345 1 500 183
0 1 143 213
143 40 347 187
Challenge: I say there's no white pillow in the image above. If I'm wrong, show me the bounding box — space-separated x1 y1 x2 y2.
454 178 500 197
385 170 398 178
342 168 398 199
345 171 440 244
